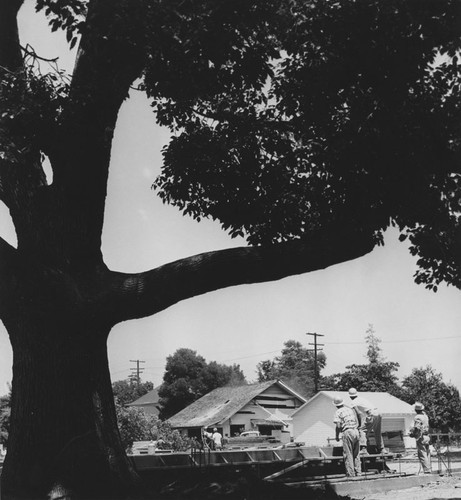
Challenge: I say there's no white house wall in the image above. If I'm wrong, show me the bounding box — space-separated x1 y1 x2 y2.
292 394 416 448
293 395 337 447
400 414 418 449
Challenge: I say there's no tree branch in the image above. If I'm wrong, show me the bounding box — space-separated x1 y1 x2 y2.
50 0 148 261
104 227 376 323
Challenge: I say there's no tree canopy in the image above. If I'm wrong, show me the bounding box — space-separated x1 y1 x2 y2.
112 378 154 407
1 0 460 498
153 1 461 292
400 366 461 432
158 348 246 419
114 401 189 452
0 387 11 446
257 339 326 398
322 326 401 393
3 0 459 291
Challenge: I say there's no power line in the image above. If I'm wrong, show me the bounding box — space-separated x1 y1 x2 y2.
222 349 283 362
326 335 461 345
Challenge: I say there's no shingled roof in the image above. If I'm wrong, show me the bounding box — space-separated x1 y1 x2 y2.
292 390 415 416
168 380 304 429
128 388 160 407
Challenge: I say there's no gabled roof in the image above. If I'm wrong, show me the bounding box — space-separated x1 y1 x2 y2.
292 390 415 417
168 380 305 429
128 388 160 407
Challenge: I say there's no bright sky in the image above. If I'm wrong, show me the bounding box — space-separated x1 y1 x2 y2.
0 1 460 395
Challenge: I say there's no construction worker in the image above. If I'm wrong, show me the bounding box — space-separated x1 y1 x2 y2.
348 388 385 454
333 396 361 477
212 427 223 450
410 402 431 473
202 428 215 450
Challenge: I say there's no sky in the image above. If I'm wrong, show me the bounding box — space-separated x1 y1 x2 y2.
0 2 460 395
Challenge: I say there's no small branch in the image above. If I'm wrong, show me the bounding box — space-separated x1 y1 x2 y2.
50 0 148 259
21 44 59 64
190 106 295 131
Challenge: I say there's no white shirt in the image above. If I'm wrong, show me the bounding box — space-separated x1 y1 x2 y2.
349 396 378 416
212 431 222 446
333 406 358 432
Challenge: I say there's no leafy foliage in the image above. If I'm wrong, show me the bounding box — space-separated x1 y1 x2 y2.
10 0 461 290
35 0 87 49
322 328 401 394
323 361 401 395
112 378 154 407
365 324 383 364
114 400 190 451
0 64 69 167
257 339 326 398
0 387 11 445
400 366 461 432
158 348 246 419
152 0 461 288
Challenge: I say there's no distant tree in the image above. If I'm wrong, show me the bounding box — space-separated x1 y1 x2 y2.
257 340 326 398
322 361 401 394
114 400 190 451
112 379 154 407
0 386 11 445
322 327 401 394
158 348 246 419
400 366 461 432
257 360 277 382
365 324 383 364
115 401 156 450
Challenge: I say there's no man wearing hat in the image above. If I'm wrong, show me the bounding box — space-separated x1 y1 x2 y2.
212 427 223 450
348 388 385 454
333 396 361 477
410 402 431 473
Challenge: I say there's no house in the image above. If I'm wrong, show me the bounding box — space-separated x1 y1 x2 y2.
128 388 161 416
291 391 416 451
168 380 306 441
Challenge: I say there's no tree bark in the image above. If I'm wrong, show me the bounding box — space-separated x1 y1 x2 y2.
0 277 141 500
106 226 376 322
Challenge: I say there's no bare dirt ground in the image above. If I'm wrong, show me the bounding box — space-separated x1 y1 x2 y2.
361 455 461 500
363 475 461 500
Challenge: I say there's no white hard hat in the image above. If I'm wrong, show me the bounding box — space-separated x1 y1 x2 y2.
348 388 358 397
333 397 344 406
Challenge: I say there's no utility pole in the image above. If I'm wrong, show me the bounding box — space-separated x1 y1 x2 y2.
129 359 145 388
306 332 324 393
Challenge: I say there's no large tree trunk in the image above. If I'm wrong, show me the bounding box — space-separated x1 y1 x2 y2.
1 300 140 500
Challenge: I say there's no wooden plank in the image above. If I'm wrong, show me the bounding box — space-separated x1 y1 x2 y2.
263 459 307 481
